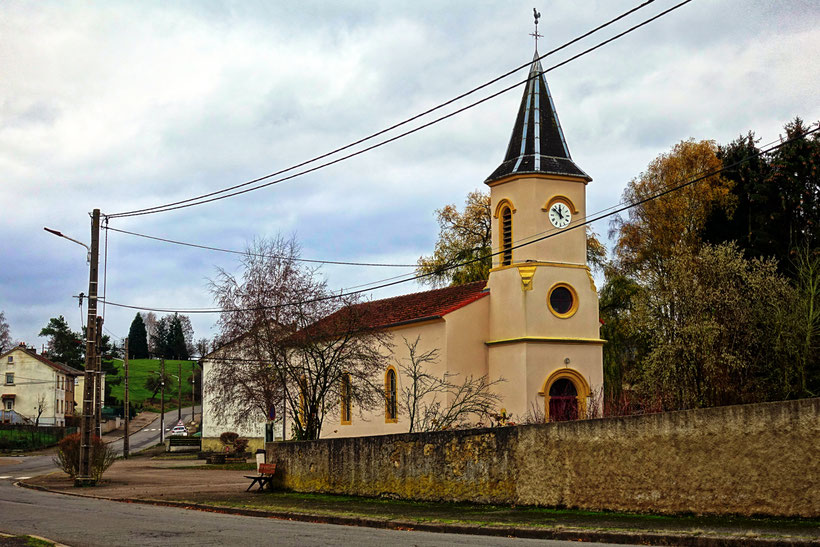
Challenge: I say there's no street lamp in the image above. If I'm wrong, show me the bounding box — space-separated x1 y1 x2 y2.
43 227 91 263
45 217 100 486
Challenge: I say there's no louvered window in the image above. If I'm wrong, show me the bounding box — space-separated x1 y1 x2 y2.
340 373 351 424
385 369 397 422
501 206 513 266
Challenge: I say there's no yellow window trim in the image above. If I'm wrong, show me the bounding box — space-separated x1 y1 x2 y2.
384 366 398 423
538 368 591 422
340 372 352 425
541 195 579 215
492 198 517 218
547 282 579 319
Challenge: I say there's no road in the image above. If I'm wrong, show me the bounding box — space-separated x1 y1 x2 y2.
0 410 628 546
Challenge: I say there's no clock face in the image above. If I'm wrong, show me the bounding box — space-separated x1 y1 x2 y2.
549 202 571 228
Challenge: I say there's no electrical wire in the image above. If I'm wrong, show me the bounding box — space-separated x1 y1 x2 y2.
101 130 795 296
103 226 417 267
104 0 668 218
98 124 818 314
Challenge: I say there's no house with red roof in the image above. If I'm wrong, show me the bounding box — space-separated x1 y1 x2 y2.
201 44 604 446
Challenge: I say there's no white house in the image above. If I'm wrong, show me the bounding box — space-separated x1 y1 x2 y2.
0 344 84 426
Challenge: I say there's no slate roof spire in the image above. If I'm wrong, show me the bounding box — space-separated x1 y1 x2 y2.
485 50 591 184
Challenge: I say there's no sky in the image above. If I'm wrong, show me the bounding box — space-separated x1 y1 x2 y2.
1 0 818 350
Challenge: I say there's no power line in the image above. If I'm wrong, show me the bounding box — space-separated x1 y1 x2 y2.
107 0 689 219
98 124 818 315
104 226 418 267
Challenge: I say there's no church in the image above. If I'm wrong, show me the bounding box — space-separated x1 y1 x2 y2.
201 45 604 448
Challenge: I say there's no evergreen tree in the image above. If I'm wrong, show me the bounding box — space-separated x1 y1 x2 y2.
168 314 189 360
39 316 84 368
127 313 149 359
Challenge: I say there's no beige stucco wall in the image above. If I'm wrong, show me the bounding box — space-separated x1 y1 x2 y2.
267 398 820 517
3 349 66 426
489 175 589 268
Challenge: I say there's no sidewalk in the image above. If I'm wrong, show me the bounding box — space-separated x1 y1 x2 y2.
21 455 820 546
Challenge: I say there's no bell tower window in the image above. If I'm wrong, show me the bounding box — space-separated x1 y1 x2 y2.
501 206 513 265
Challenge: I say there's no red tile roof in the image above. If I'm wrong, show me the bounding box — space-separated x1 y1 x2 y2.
309 280 489 336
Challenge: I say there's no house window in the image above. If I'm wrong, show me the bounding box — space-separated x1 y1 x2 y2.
7 356 12 364
385 368 397 423
340 373 351 425
4 400 11 411
500 206 513 266
5 373 13 385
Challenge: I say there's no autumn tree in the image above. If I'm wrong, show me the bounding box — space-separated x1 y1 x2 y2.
207 236 390 440
395 336 503 433
39 316 84 368
0 311 12 353
127 313 149 359
610 139 735 283
417 190 492 287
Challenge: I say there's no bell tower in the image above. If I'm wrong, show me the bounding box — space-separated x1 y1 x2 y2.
485 27 603 421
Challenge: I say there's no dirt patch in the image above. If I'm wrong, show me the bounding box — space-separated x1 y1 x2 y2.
26 457 253 503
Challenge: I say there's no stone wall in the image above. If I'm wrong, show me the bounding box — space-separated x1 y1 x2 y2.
266 398 820 517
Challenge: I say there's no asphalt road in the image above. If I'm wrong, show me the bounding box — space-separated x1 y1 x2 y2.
0 409 628 546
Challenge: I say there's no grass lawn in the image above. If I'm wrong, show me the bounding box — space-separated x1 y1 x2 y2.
107 358 198 412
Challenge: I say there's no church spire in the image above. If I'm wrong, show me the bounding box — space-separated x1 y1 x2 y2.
485 25 590 185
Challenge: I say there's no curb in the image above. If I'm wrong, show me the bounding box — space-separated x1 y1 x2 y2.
0 531 70 547
15 482 818 546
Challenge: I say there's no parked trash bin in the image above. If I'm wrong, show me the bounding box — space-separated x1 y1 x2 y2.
255 448 266 472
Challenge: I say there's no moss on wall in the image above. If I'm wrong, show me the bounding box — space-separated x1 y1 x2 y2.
267 398 820 517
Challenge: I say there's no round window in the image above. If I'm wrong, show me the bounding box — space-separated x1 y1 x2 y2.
548 284 577 317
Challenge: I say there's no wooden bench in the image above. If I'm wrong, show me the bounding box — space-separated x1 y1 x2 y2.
245 463 277 492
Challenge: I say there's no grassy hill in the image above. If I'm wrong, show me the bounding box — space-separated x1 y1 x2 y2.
107 358 198 412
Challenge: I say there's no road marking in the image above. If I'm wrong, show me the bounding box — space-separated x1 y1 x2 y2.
15 476 30 480
0 476 11 479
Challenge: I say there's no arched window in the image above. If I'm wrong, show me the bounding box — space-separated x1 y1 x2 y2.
500 206 513 265
385 368 397 423
340 373 351 425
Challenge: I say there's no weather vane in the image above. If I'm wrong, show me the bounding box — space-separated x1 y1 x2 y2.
530 8 543 51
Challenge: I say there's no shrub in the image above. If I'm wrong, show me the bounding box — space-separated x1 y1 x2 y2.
233 437 249 454
54 433 118 481
219 431 239 447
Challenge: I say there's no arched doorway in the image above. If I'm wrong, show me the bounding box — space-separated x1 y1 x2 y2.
539 369 590 422
548 378 578 421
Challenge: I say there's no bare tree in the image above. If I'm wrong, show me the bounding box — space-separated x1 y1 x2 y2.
0 311 11 353
397 336 504 433
34 394 46 427
194 338 211 359
207 236 390 440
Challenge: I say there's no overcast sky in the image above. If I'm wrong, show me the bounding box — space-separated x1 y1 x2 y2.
1 0 818 349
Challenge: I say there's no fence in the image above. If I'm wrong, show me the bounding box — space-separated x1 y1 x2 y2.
0 424 77 451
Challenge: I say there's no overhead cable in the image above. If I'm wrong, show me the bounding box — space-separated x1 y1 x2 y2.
107 0 689 219
97 124 818 314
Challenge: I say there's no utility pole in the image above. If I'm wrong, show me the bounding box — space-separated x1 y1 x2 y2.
177 361 182 424
77 209 100 486
160 357 165 444
95 315 103 437
123 337 129 459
